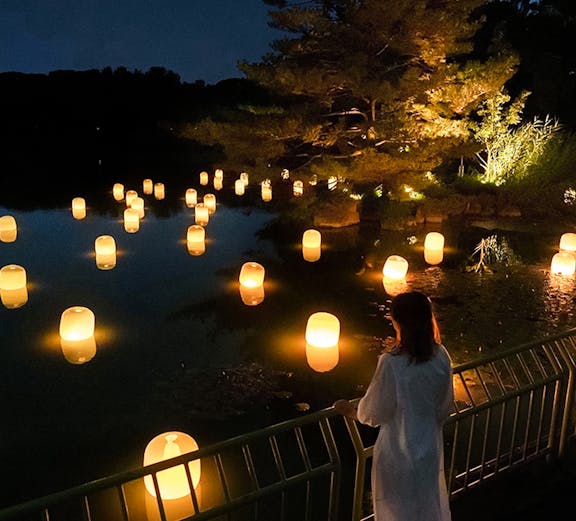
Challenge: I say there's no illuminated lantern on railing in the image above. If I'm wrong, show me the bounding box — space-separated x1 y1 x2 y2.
293 180 304 197
559 233 576 252
131 196 145 219
305 312 340 372
302 229 321 262
0 215 17 242
113 183 125 201
60 306 95 341
72 197 86 220
261 181 272 202
154 183 165 200
240 172 249 186
144 431 201 500
235 179 245 196
203 193 216 214
194 203 209 226
551 251 576 276
143 178 153 195
185 188 197 208
424 232 445 265
0 264 28 308
95 235 117 270
239 262 265 306
187 225 206 256
199 171 209 185
124 207 140 233
125 190 138 207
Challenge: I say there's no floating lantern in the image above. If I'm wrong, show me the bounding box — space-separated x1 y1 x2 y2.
144 431 201 499
143 178 153 195
187 225 206 256
204 193 216 214
199 171 209 185
328 176 338 191
0 264 28 308
239 262 265 306
383 255 409 280
235 179 245 196
309 174 318 186
293 180 304 197
59 306 95 341
95 235 116 270
559 233 576 252
305 312 340 348
213 177 223 191
131 196 145 219
154 183 165 200
261 181 272 202
60 336 96 365
194 203 209 226
113 183 125 201
0 215 17 242
302 229 321 262
72 197 86 220
240 172 249 186
551 251 576 276
185 188 197 208
124 207 140 233
125 190 138 207
424 232 445 265
214 168 223 180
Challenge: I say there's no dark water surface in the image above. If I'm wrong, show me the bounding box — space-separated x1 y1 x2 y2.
2 187 576 507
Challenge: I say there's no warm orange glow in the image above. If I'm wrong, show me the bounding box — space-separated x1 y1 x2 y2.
240 172 249 186
72 197 86 220
194 203 209 226
60 337 97 364
293 180 304 197
239 284 265 306
124 208 140 233
113 183 125 201
95 235 117 270
424 232 445 265
131 196 145 219
235 179 245 196
551 252 576 276
0 264 27 308
154 183 165 200
305 312 340 348
199 171 209 185
144 432 201 499
239 262 265 288
0 215 17 242
125 190 138 207
203 193 216 214
306 342 339 372
59 306 95 341
214 168 223 180
559 233 576 252
143 178 153 195
383 255 409 280
261 181 272 202
187 225 206 256
302 229 321 262
213 177 223 191
185 188 197 207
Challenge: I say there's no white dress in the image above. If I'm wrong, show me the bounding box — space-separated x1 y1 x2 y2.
357 344 454 521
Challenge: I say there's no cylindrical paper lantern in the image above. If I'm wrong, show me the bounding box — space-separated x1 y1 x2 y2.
59 306 95 341
551 252 576 276
0 264 26 290
235 179 245 196
0 286 28 308
383 255 409 280
240 172 249 186
95 235 117 270
199 171 209 185
239 262 265 288
293 180 304 197
143 178 153 195
261 181 272 202
125 190 138 207
424 232 445 265
213 177 223 191
194 203 209 226
124 207 140 233
154 182 165 200
214 168 224 180
185 188 197 208
143 432 201 499
306 312 340 349
187 225 206 256
72 197 86 220
559 233 576 252
0 215 17 242
204 193 216 214
131 196 145 219
302 229 321 262
113 183 125 201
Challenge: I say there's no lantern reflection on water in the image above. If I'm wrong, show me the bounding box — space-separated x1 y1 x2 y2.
0 215 17 242
305 312 340 372
0 264 28 308
144 431 201 500
95 235 117 270
240 172 249 186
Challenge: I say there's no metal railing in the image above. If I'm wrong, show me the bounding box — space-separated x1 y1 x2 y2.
2 328 576 521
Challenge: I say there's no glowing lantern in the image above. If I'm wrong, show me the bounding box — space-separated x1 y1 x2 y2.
0 264 28 308
185 188 197 208
60 336 97 365
239 262 265 288
328 176 338 191
309 174 318 186
559 233 576 252
551 252 576 276
144 432 201 499
261 181 272 202
424 232 445 265
125 190 138 207
235 179 245 196
143 178 153 195
240 172 249 186
0 215 17 242
187 225 206 256
59 306 95 341
113 183 125 201
72 197 86 220
239 285 265 306
194 203 209 226
302 229 321 262
383 255 409 280
204 193 216 214
131 196 145 219
154 183 165 200
199 171 209 185
306 343 339 372
124 207 140 233
214 168 223 180
213 177 223 191
293 180 304 197
306 312 340 348
95 235 116 270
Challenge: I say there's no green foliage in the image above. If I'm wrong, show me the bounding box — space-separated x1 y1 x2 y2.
467 234 521 273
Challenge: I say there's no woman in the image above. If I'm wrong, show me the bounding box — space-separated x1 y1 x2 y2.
334 291 454 521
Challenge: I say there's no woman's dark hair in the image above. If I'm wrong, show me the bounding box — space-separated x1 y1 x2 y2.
391 291 441 364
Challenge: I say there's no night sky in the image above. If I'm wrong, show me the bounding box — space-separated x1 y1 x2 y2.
0 0 283 85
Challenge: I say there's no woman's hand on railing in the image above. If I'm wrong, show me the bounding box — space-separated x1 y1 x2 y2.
333 399 358 420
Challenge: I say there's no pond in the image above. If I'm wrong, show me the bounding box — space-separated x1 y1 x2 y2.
2 177 576 507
